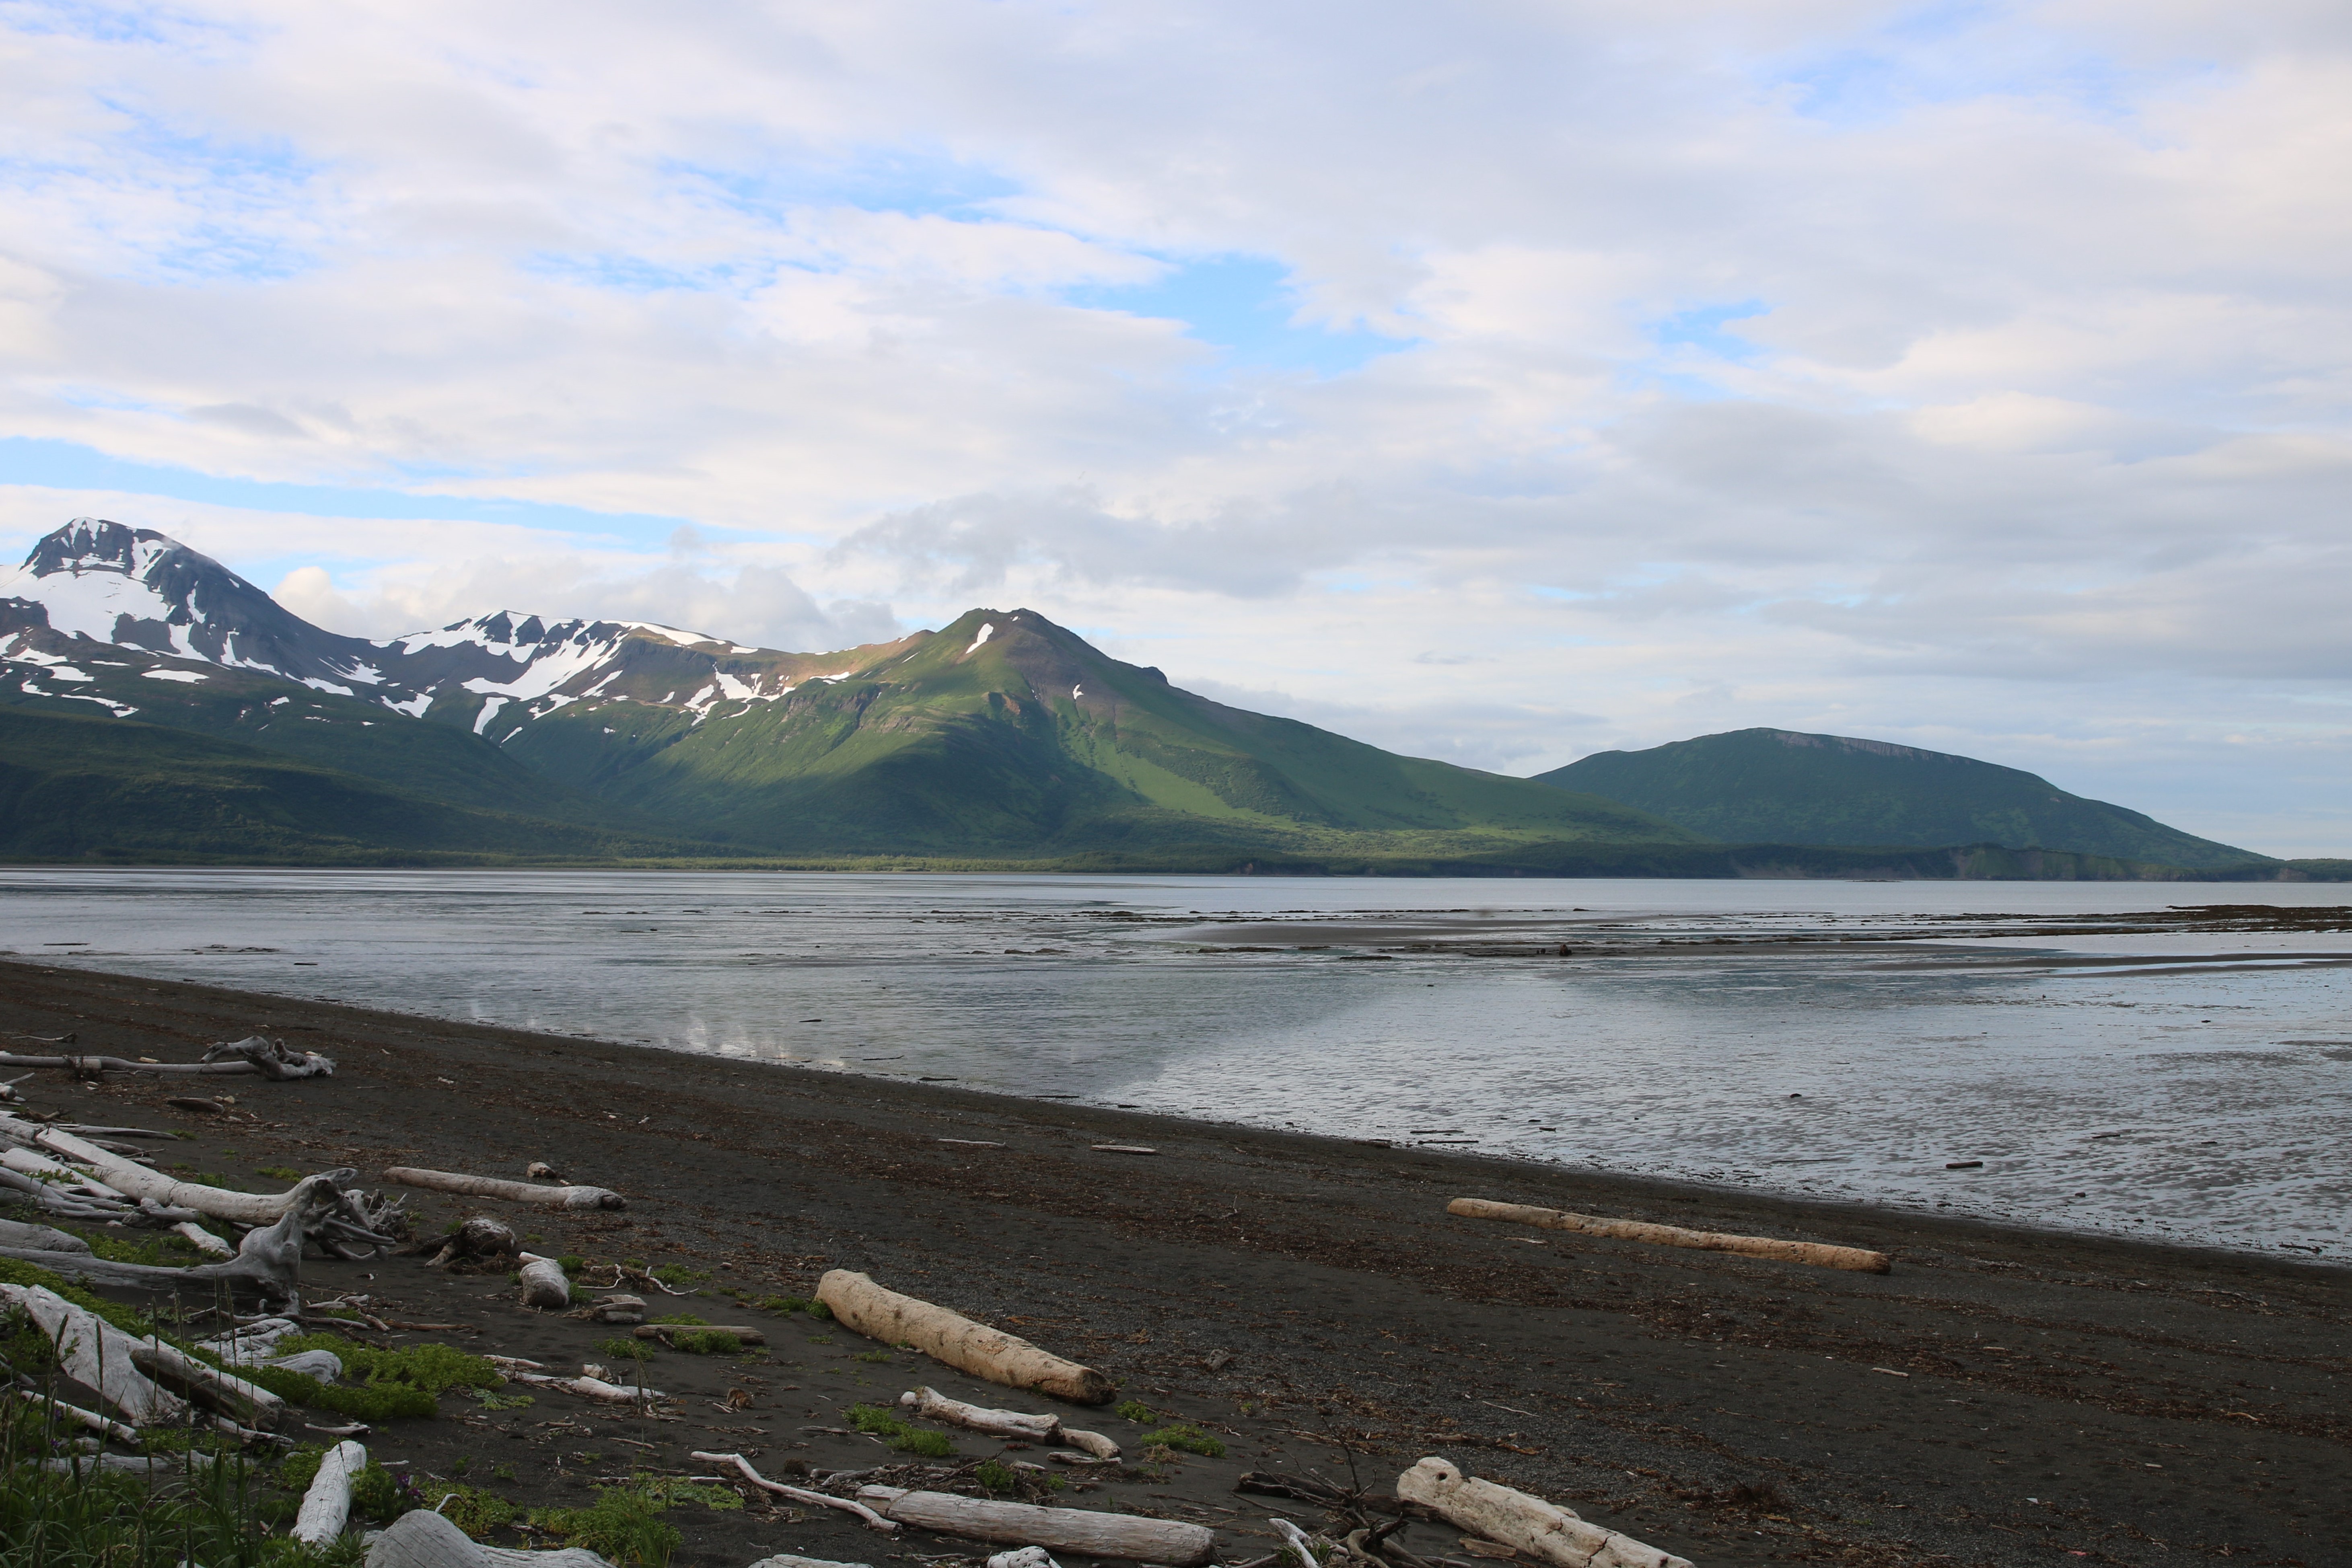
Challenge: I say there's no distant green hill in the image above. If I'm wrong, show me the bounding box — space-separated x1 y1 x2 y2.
1533 728 2270 871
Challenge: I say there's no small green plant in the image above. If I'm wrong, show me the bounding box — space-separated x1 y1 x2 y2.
598 1337 654 1364
434 1481 518 1539
450 1455 471 1476
494 1462 517 1482
669 1330 741 1355
852 1349 892 1363
974 1459 1017 1494
523 1233 543 1244
531 1486 682 1567
807 1333 834 1345
1114 1399 1163 1424
650 1312 707 1326
629 1473 744 1511
1139 1422 1226 1458
255 1165 301 1180
278 1334 503 1396
558 1254 587 1273
475 1387 535 1412
846 1402 956 1458
651 1264 706 1287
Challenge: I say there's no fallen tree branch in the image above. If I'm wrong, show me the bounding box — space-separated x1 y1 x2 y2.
506 1369 669 1403
0 1173 360 1308
130 1340 285 1430
368 1505 613 1568
1446 1198 1891 1274
292 1439 367 1545
899 1385 1118 1457
689 1451 899 1531
16 1387 140 1443
0 1283 189 1424
34 1128 344 1227
384 1167 625 1210
0 1050 254 1077
1396 1457 1691 1568
201 1036 337 1080
855 1486 1216 1565
817 1271 1115 1405
0 1216 90 1252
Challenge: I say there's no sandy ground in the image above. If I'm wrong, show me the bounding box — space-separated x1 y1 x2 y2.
1 957 2346 1568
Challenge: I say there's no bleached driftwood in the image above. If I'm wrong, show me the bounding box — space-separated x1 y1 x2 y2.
855 1486 1216 1565
0 1164 134 1221
897 1385 1118 1457
196 1315 299 1364
131 1340 285 1429
580 1293 646 1325
0 1173 374 1307
817 1271 1115 1405
293 1439 368 1544
366 1505 615 1568
632 1321 764 1346
384 1167 625 1210
1446 1198 1891 1274
1270 1517 1326 1568
987 1551 1061 1568
0 1037 333 1080
1396 1457 1691 1568
37 1128 328 1227
429 1217 516 1267
507 1369 668 1404
0 1283 188 1424
266 1348 345 1380
750 1557 877 1568
203 1036 337 1079
16 1386 140 1442
516 1253 570 1309
41 1452 216 1476
690 1451 899 1531
174 1221 235 1258
0 1216 90 1252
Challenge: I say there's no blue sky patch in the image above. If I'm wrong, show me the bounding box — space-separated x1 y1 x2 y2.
1072 255 1410 377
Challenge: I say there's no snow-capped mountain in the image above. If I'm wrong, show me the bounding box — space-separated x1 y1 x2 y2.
0 519 901 739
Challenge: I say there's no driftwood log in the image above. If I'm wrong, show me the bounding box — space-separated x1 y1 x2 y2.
692 1451 901 1530
293 1439 368 1544
855 1486 1216 1566
633 1321 765 1346
16 1387 141 1443
0 1036 333 1080
384 1167 625 1210
508 1369 667 1403
817 1271 1115 1405
173 1221 237 1258
1396 1457 1691 1568
0 1216 90 1252
899 1385 1119 1457
366 1506 615 1568
516 1254 571 1309
429 1217 517 1268
749 1557 877 1568
131 1340 284 1429
987 1552 1060 1568
0 1283 189 1424
0 1173 371 1307
1446 1198 1891 1274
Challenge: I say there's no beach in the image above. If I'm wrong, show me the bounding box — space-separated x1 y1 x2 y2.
2 956 2345 1568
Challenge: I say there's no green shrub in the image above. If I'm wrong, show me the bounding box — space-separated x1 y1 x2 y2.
974 1459 1017 1494
558 1255 586 1274
1139 1422 1225 1457
276 1335 501 1396
846 1402 957 1458
431 1481 517 1540
1114 1399 1162 1424
255 1166 301 1181
629 1473 743 1512
668 1330 741 1355
650 1312 707 1326
852 1349 891 1363
243 1364 437 1422
531 1487 681 1568
754 1294 829 1319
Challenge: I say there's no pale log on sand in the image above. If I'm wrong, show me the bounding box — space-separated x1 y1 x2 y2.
174 1221 236 1258
0 1050 252 1078
16 1387 140 1443
384 1167 626 1210
632 1321 765 1345
37 1127 323 1226
0 1284 188 1424
516 1254 571 1309
131 1340 285 1429
817 1271 1115 1405
856 1486 1216 1566
0 1173 379 1306
1446 1198 1891 1274
898 1385 1120 1458
750 1556 877 1568
1396 1457 1691 1568
508 1370 667 1403
987 1551 1061 1568
691 1451 900 1531
292 1439 367 1545
0 1164 132 1220
365 1506 614 1568
0 1217 91 1252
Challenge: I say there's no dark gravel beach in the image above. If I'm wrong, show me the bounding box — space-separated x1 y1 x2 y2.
3 957 2346 1568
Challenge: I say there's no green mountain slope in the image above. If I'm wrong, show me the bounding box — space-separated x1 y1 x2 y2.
501 608 1697 854
1533 728 2269 871
0 707 727 864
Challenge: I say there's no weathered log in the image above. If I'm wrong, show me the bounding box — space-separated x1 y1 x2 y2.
1270 1517 1326 1568
384 1167 624 1210
517 1253 571 1309
293 1439 368 1544
1395 1457 1691 1568
174 1221 236 1258
508 1369 668 1403
0 1216 91 1252
1446 1198 1891 1274
16 1386 140 1443
0 1172 361 1307
366 1506 614 1568
41 1452 217 1476
0 1283 187 1424
196 1315 300 1364
430 1217 517 1268
817 1271 1115 1405
202 1035 337 1079
899 1385 1059 1441
987 1550 1061 1568
0 1050 254 1077
266 1348 346 1381
579 1293 645 1325
856 1486 1216 1566
750 1557 877 1568
132 1340 285 1429
899 1385 1117 1456
35 1128 346 1228
0 1165 132 1220
690 1451 899 1531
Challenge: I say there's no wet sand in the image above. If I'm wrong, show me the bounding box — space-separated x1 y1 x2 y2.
2 957 2346 1568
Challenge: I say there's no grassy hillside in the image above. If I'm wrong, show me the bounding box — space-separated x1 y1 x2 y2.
1536 728 2268 871
0 707 728 863
504 608 1697 853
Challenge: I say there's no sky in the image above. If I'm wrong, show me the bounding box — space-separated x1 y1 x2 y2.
2 0 2348 855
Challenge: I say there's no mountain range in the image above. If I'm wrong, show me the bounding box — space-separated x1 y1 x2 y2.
0 518 2335 877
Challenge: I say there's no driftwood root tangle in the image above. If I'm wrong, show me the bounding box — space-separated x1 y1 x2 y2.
0 1173 369 1307
293 1439 367 1544
1446 1197 1891 1274
856 1486 1216 1566
1396 1457 1691 1568
384 1166 625 1210
817 1271 1115 1405
365 1506 615 1568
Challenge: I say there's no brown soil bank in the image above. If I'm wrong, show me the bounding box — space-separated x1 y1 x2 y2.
2 958 2345 1568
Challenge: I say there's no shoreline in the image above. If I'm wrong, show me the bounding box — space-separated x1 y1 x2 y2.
3 958 2348 1566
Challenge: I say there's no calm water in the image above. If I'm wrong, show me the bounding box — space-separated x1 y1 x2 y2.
3 869 2347 1260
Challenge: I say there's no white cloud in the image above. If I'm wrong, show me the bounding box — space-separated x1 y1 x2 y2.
0 0 2348 851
